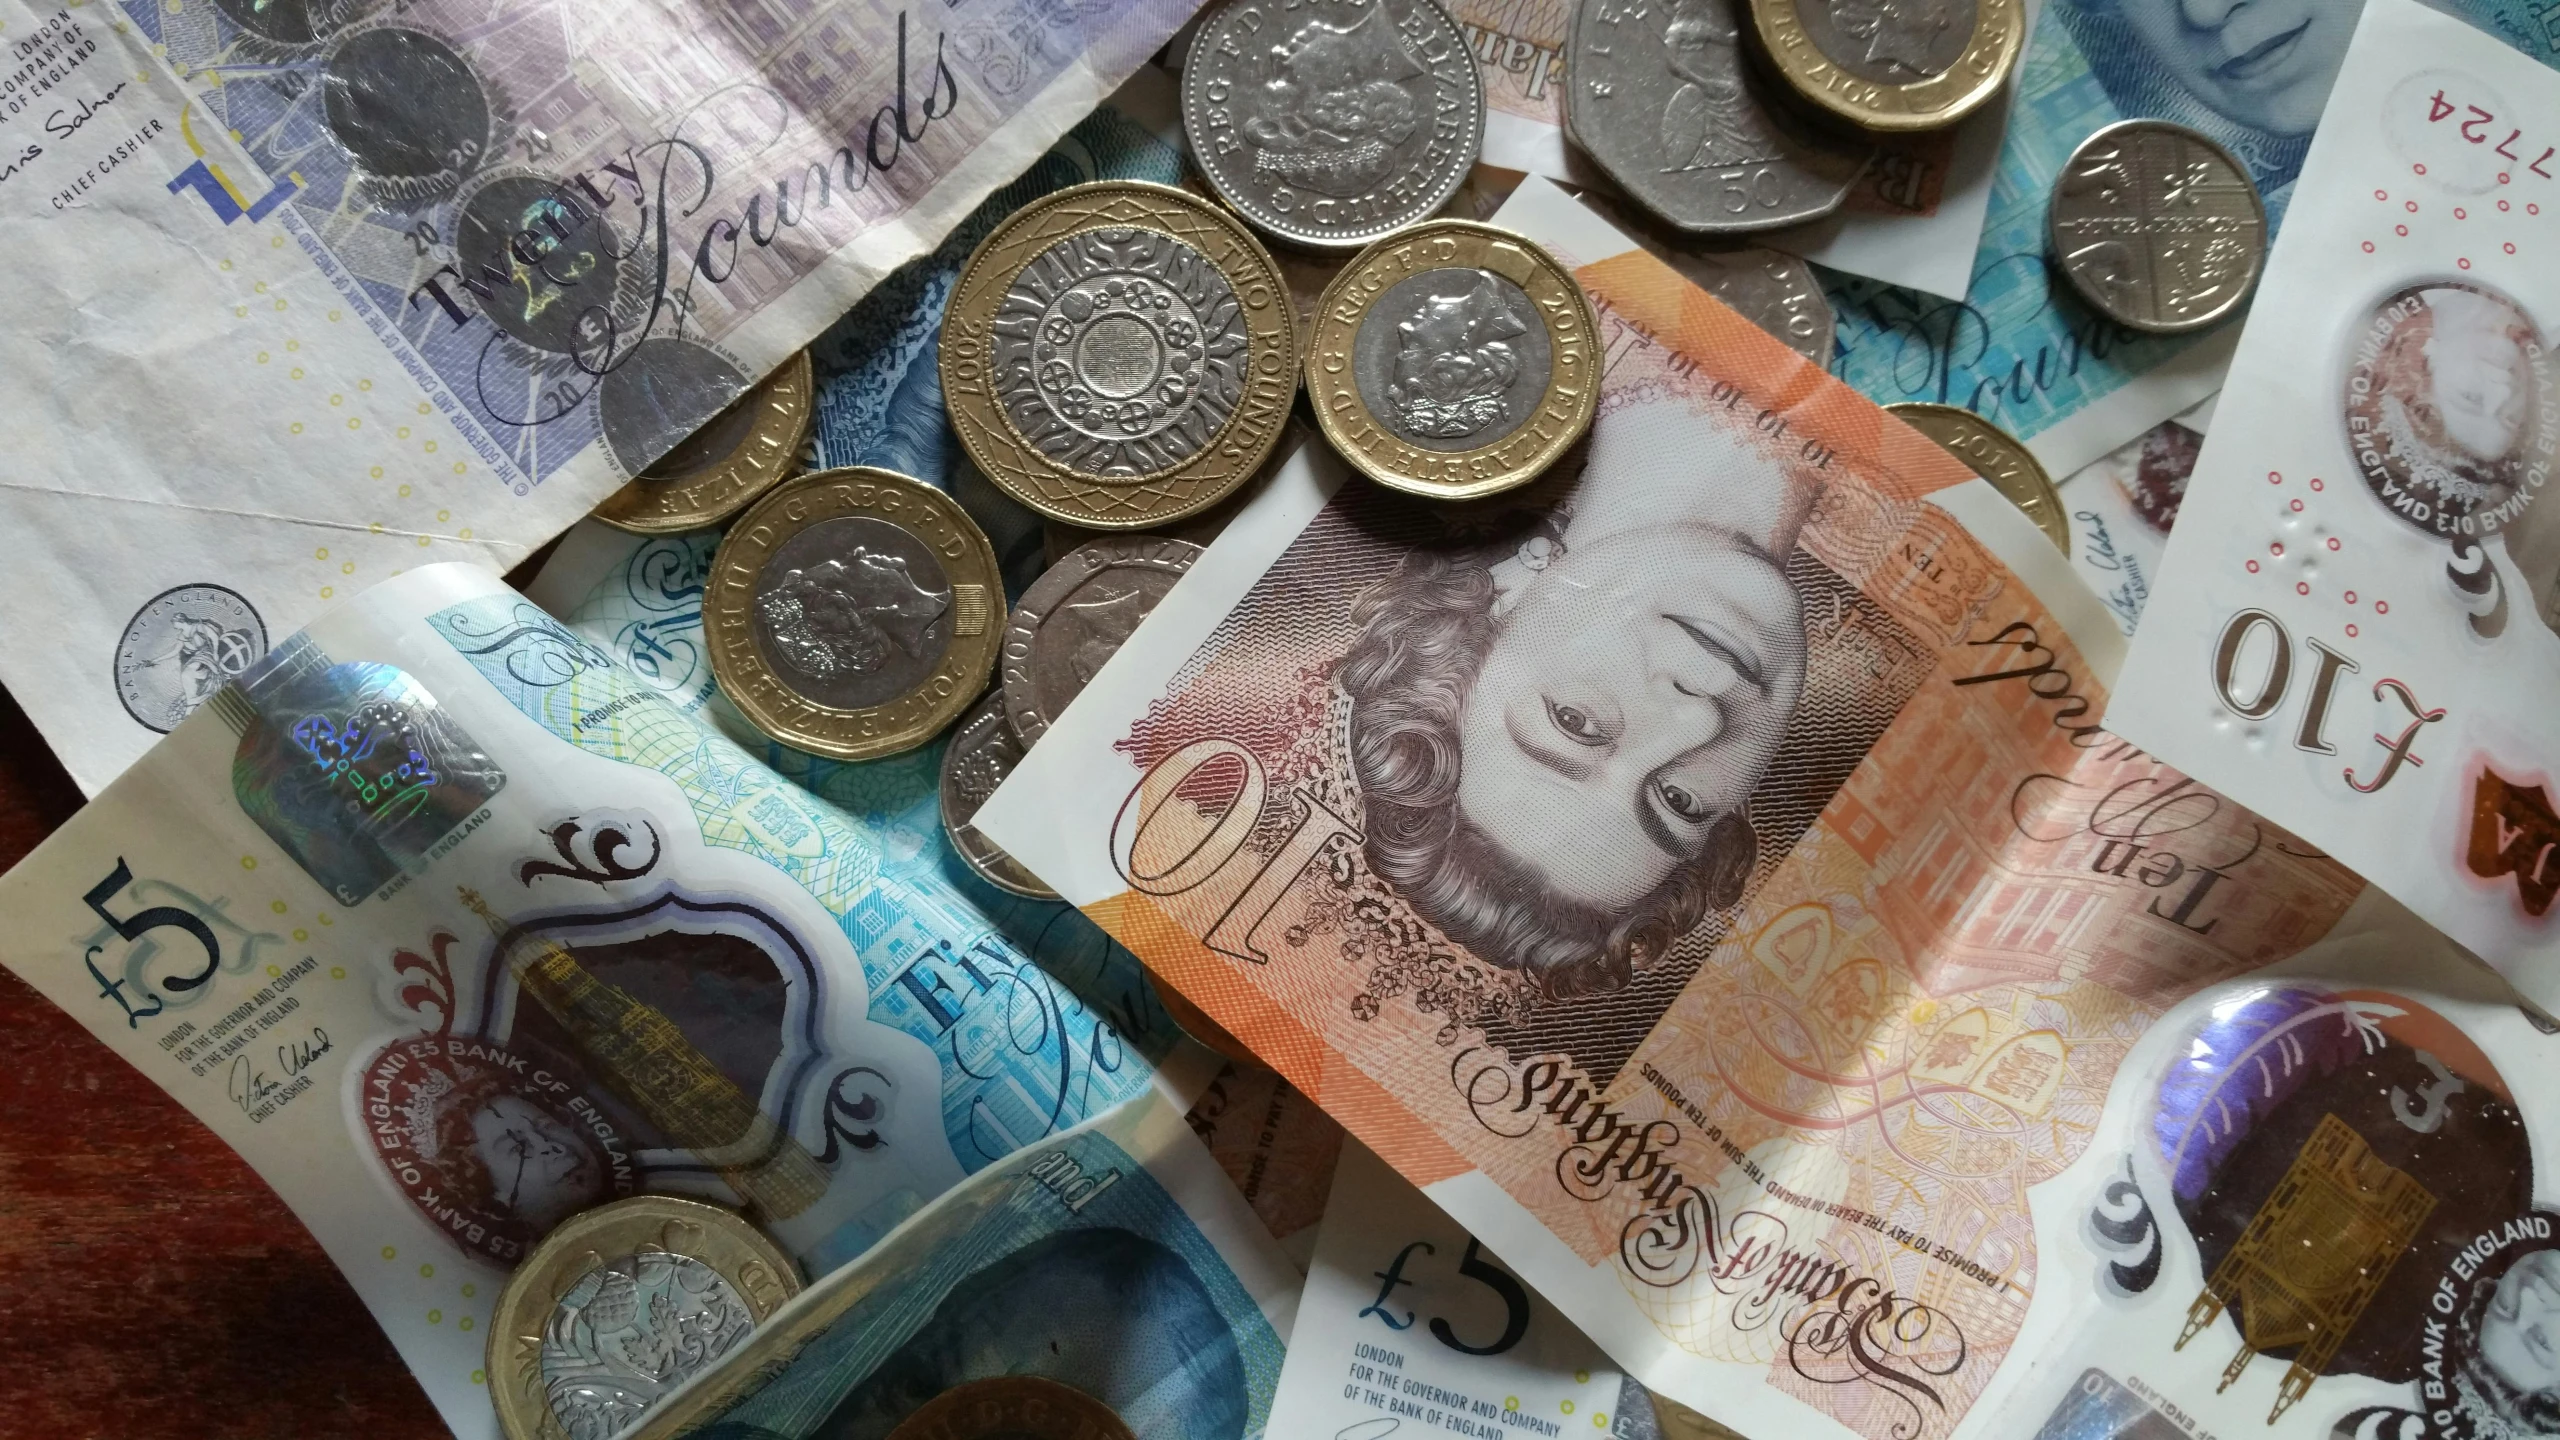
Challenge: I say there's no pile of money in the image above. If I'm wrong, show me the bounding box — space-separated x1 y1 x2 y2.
5 2 2560 1440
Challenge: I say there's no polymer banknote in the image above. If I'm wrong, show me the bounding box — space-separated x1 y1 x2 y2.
0 0 1195 795
0 561 1202 1438
1823 0 2560 480
624 1089 1296 1439
973 176 2560 1440
2058 394 2213 635
2111 0 2560 1014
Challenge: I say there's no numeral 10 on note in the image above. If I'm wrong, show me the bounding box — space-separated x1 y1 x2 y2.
2210 609 2444 795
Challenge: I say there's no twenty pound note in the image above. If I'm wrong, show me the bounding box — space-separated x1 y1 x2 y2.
2109 0 2560 1016
974 175 2556 1440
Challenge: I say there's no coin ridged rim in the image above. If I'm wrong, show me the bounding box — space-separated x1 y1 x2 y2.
1750 0 2025 133
940 181 1301 530
1180 0 1486 251
486 1194 802 1440
1885 402 2067 553
2046 118 2268 336
592 350 817 534
706 467 1005 761
1000 536 1202 747
1306 219 1600 501
939 692 1060 900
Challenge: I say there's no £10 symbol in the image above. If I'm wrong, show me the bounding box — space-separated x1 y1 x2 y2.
2211 609 2444 795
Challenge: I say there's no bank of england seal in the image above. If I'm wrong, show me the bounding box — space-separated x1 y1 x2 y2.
488 1193 800 1440
1306 219 1598 500
937 692 1058 900
706 469 1004 760
595 347 816 534
941 182 1300 530
114 582 268 733
1751 0 2025 133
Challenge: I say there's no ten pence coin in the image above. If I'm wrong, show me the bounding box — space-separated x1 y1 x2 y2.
487 1194 801 1440
1750 0 2026 133
1001 537 1202 747
1306 219 1599 500
706 468 1005 761
1181 0 1485 251
938 691 1059 900
594 349 816 533
941 182 1301 530
2049 119 2267 335
1886 402 2067 552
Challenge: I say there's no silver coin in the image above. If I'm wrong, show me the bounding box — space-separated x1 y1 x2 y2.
1579 195 1834 362
1001 536 1202 746
750 515 959 710
540 1249 758 1436
937 692 1058 900
114 583 268 733
1564 0 1869 236
2049 119 2266 336
1181 0 1484 251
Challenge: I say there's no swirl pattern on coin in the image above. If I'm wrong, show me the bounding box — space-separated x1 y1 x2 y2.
996 228 1247 478
541 1251 756 1440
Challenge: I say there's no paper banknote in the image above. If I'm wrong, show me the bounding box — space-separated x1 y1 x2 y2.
0 0 1195 796
623 1088 1296 1439
1823 0 2560 479
0 561 1205 1438
2058 394 2213 634
972 175 2560 1439
2110 0 2560 1015
1268 1139 1624 1440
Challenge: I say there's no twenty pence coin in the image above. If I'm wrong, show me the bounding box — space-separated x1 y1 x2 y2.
940 182 1300 530
1181 0 1485 251
884 1377 1136 1440
706 468 1004 760
938 691 1058 900
1750 0 2026 133
1886 402 2066 552
1307 219 1599 500
2049 120 2267 335
487 1194 801 1440
1001 536 1202 747
593 350 816 533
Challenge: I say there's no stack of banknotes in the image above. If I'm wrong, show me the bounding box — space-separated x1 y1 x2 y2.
6 1 2560 1439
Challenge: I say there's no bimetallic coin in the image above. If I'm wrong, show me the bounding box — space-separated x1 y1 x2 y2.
2050 120 2267 335
1887 402 2066 552
594 349 815 533
1581 196 1835 361
1307 220 1599 500
487 1194 801 1440
1751 0 2025 133
1565 0 1870 236
938 693 1058 900
883 1376 1137 1440
1182 0 1485 251
942 182 1299 530
706 469 1004 760
1001 537 1202 747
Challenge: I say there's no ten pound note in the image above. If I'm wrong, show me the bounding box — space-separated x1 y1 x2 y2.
2110 0 2560 1016
976 175 2560 1440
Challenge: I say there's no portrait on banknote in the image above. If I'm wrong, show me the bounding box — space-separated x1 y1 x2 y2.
2345 282 2555 541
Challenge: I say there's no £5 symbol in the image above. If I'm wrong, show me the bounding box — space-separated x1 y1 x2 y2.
2210 610 2444 795
1361 1235 1534 1357
78 860 279 1028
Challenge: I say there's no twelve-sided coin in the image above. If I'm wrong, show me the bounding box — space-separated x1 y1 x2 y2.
706 468 1004 760
2049 119 2267 335
1001 536 1203 747
593 349 816 533
1886 402 2067 552
1751 0 2026 133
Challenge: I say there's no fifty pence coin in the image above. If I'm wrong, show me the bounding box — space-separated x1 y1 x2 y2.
1886 402 2067 552
487 1194 801 1440
938 692 1058 900
1002 536 1202 747
1751 0 2027 133
1580 194 1835 361
1181 0 1484 251
2050 120 2267 335
941 181 1300 530
593 348 816 533
706 468 1005 761
1565 0 1870 235
1306 219 1599 500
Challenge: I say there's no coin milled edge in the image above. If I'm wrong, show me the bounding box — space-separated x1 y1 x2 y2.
593 350 817 534
1749 0 2025 133
1306 219 1600 501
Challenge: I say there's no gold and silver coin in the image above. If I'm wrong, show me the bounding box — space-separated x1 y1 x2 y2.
2050 119 2267 335
1306 219 1599 500
1002 536 1202 747
1751 0 2026 133
938 691 1058 900
487 1194 801 1440
1181 0 1484 251
1887 402 2067 552
941 181 1300 531
706 468 1004 760
594 348 816 533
